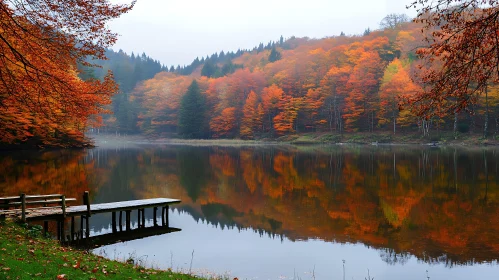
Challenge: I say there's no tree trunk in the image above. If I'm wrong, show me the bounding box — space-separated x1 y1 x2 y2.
392 107 396 135
469 104 475 134
329 102 333 133
484 85 489 138
454 111 458 140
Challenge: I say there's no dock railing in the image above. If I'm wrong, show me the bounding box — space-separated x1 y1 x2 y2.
0 194 76 222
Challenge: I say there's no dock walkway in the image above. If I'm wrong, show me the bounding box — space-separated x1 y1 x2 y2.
25 198 180 220
1 192 181 243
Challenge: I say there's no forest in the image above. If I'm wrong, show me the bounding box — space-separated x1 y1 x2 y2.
102 15 499 141
2 1 499 147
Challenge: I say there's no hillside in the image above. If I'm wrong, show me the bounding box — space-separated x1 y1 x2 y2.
123 21 499 141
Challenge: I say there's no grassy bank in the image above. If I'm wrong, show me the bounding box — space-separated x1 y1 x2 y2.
0 221 215 280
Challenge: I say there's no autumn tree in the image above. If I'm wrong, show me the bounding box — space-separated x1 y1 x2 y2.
408 0 499 118
477 84 499 137
0 0 135 147
261 85 284 135
379 59 419 134
380 13 410 29
273 95 300 135
210 107 237 138
132 73 193 136
240 90 260 139
178 80 206 138
343 51 385 131
320 65 352 133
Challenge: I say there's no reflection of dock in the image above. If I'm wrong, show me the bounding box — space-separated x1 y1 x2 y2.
0 192 181 244
70 226 181 248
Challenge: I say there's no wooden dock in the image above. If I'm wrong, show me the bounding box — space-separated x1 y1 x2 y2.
0 192 181 244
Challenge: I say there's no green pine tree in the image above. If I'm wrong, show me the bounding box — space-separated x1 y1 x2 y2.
201 59 219 78
268 46 282 62
178 80 206 138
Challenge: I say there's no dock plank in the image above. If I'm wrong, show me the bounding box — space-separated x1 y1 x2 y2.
9 198 76 206
23 198 181 220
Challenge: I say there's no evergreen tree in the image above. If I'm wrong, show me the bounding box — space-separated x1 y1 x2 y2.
201 59 219 78
178 80 206 138
268 46 282 62
265 41 272 50
279 35 284 45
257 42 264 53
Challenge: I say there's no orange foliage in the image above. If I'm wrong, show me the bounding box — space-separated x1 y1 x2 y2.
240 91 260 139
210 107 237 138
0 0 134 147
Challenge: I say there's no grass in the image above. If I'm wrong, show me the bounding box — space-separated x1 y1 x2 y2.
0 221 224 280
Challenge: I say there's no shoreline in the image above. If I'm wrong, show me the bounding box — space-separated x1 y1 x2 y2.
88 132 499 148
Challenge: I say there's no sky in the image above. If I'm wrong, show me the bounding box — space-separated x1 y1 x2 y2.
108 0 418 67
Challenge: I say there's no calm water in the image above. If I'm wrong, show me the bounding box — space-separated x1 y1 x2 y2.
1 144 499 279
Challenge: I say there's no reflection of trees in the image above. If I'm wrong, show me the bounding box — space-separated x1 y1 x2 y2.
177 147 210 202
85 148 143 203
0 150 92 202
2 145 499 266
379 248 411 265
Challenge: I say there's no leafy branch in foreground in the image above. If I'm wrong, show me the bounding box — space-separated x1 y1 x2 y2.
406 0 499 118
0 0 135 147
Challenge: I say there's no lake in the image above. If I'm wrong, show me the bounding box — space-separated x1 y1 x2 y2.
1 144 499 279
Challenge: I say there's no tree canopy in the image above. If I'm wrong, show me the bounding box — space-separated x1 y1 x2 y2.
0 0 135 147
407 0 499 118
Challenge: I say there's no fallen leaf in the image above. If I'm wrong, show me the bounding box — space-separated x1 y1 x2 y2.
73 262 80 269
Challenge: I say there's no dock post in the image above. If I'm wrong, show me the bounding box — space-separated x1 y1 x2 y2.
112 212 117 233
125 210 131 231
119 211 123 232
71 217 75 241
153 207 158 227
161 206 169 227
137 209 141 228
141 209 145 228
43 221 48 235
85 216 90 238
165 205 169 227
56 221 61 241
83 191 91 217
83 191 91 239
61 195 66 218
161 207 165 226
80 216 84 239
20 193 26 223
60 220 65 243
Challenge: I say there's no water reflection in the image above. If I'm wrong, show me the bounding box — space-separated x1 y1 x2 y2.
1 145 499 277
